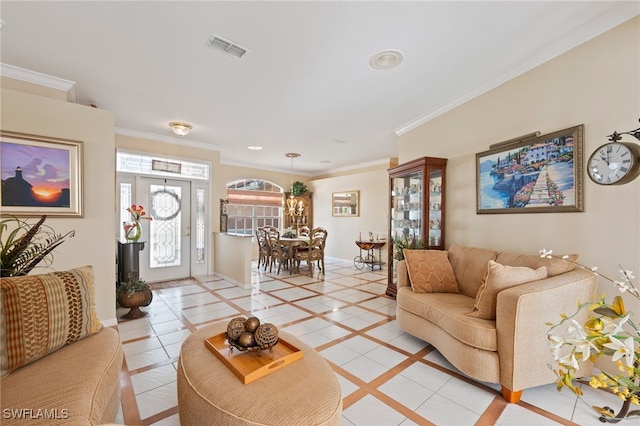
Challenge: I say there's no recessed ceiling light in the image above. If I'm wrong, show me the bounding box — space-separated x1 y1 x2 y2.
248 146 263 151
369 49 404 70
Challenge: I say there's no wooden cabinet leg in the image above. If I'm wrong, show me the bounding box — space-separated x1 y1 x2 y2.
501 386 522 403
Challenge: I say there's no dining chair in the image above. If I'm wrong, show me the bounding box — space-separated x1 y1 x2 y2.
255 227 270 270
294 227 328 276
298 226 310 237
266 229 289 274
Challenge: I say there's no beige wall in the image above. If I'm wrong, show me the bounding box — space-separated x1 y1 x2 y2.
309 167 389 262
399 16 640 307
1 88 117 323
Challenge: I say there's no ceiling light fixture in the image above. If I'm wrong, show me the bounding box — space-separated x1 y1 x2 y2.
169 122 192 136
369 49 404 70
248 146 263 151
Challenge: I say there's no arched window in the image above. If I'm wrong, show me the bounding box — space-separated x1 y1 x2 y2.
225 179 283 235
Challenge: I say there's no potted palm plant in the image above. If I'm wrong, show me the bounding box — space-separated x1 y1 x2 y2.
117 274 153 319
0 215 74 277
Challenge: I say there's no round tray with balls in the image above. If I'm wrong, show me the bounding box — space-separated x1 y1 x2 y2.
225 316 279 356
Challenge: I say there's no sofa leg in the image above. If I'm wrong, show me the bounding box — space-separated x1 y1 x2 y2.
501 386 522 403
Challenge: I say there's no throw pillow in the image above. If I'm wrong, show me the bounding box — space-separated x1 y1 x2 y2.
468 260 547 320
1 266 103 377
495 252 578 277
403 249 459 293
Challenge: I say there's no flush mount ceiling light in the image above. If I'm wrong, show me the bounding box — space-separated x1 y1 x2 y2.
169 122 192 136
369 49 404 70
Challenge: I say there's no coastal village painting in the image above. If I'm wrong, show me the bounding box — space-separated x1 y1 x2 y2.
476 125 583 213
0 133 83 216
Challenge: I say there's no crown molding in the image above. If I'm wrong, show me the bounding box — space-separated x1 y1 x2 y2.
395 5 640 136
0 63 78 103
115 127 222 151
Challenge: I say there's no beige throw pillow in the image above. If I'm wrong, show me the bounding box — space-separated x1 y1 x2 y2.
468 260 547 319
1 266 103 377
403 249 459 293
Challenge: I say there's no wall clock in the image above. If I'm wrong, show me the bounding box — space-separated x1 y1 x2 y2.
587 127 640 185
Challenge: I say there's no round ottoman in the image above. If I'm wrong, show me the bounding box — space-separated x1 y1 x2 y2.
177 322 342 426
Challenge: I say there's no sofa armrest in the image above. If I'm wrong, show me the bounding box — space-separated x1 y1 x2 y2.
397 260 410 289
496 268 597 392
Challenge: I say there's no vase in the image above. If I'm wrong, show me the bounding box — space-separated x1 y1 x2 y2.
118 289 153 320
124 221 141 242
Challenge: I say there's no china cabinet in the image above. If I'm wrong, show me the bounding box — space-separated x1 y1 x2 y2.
387 157 447 298
283 191 313 231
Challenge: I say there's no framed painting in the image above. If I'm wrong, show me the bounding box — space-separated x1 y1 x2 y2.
476 124 584 214
332 190 359 217
1 131 84 217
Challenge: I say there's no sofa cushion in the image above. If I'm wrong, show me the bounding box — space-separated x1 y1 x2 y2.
447 244 498 298
468 261 547 319
403 249 458 293
397 289 497 351
0 266 103 377
496 251 578 277
0 327 123 425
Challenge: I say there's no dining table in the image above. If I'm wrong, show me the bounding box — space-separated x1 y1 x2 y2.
279 236 310 274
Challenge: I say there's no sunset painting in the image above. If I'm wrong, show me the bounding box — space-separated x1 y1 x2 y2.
1 141 71 207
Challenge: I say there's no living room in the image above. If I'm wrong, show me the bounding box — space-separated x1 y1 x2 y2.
1 2 639 425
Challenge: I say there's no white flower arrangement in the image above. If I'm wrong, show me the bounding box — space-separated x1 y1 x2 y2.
542 249 639 422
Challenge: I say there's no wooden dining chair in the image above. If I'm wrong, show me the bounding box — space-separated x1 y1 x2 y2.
255 227 270 270
298 226 310 237
266 229 289 274
294 227 328 276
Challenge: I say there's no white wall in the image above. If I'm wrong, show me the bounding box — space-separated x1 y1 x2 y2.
399 16 640 308
1 88 117 323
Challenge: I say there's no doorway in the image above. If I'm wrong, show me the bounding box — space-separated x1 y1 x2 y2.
117 174 209 283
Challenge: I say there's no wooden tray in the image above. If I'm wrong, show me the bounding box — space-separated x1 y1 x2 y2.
204 333 304 384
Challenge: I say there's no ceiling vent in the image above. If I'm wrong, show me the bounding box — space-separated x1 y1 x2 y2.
205 34 248 59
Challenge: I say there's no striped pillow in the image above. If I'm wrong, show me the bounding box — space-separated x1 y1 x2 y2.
1 266 103 377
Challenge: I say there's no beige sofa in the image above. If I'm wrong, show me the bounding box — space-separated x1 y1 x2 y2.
396 243 597 403
1 266 123 425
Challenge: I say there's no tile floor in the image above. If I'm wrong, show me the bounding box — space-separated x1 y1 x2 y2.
114 258 633 426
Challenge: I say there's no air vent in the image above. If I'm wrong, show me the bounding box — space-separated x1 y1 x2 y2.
205 34 248 59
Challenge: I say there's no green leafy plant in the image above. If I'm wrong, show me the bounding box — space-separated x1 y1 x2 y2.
393 231 423 261
117 274 150 297
0 215 75 277
291 181 308 196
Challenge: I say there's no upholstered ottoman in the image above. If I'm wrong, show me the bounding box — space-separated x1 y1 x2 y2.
177 322 342 426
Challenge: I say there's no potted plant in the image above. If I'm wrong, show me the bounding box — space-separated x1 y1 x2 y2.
393 231 424 261
291 181 308 196
117 274 153 319
0 215 74 277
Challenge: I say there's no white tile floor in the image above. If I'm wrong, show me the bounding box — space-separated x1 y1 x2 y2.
114 258 637 425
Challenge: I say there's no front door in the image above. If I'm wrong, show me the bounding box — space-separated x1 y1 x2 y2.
139 178 191 282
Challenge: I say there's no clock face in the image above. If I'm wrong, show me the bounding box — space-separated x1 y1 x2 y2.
587 142 638 185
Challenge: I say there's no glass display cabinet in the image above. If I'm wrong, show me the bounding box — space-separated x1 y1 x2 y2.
387 156 447 298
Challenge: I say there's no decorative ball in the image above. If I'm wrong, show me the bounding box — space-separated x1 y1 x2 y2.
245 316 261 333
238 332 256 348
254 323 279 348
227 317 247 341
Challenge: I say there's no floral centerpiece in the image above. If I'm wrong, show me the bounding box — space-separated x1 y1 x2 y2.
123 204 152 242
543 249 639 423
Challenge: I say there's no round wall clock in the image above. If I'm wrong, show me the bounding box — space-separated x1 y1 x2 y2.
587 141 640 185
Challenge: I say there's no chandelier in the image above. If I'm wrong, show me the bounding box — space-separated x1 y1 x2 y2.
285 153 304 219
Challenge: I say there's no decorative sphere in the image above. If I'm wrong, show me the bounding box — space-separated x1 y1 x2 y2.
238 332 256 348
244 316 261 333
254 323 279 348
227 317 247 341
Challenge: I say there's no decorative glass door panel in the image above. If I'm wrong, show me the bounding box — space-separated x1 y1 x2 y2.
140 178 191 281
